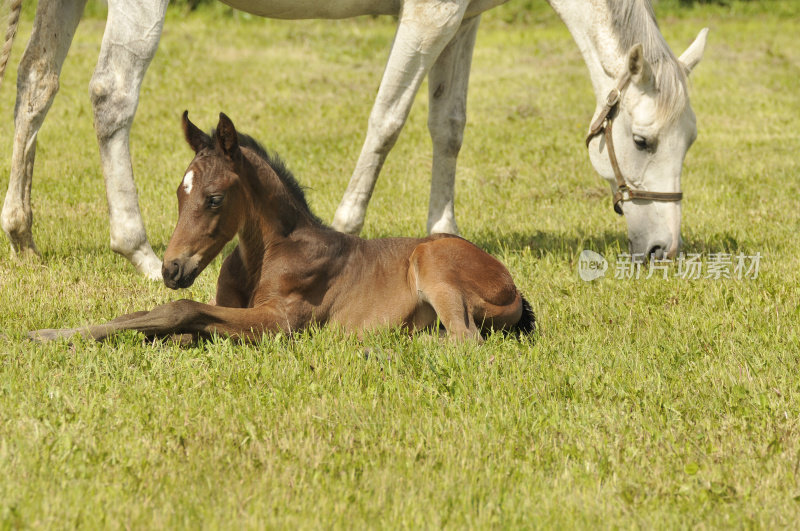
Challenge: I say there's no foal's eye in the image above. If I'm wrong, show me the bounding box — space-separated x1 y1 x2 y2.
633 135 649 150
207 195 224 209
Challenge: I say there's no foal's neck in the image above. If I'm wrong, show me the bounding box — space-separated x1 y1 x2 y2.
236 150 319 261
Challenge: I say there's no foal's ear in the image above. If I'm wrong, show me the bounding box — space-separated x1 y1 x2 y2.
182 111 210 153
214 112 240 160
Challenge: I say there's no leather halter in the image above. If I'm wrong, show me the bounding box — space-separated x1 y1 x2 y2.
585 73 683 215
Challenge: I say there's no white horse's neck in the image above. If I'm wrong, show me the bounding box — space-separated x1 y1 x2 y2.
547 0 629 101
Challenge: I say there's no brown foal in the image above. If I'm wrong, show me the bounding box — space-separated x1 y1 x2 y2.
31 112 534 342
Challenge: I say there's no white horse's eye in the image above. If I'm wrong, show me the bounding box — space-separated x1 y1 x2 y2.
633 135 649 150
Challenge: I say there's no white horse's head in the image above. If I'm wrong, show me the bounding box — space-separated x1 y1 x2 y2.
587 28 708 260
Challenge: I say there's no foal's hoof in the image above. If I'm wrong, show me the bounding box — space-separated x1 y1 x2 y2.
28 328 76 342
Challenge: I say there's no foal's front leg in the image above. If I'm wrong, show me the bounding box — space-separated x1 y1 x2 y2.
211 246 250 308
29 300 294 342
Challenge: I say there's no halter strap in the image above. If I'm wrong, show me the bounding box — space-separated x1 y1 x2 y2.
585 73 682 216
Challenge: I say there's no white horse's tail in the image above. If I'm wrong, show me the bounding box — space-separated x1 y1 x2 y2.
0 0 22 92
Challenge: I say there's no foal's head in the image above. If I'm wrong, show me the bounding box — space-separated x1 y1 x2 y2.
162 112 248 289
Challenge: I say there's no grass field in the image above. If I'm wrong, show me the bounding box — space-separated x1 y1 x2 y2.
1 1 799 527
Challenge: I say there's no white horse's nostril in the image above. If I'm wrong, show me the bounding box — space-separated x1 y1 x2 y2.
649 247 663 260
647 243 669 261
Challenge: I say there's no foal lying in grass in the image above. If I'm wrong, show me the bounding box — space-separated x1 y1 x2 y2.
31 113 534 342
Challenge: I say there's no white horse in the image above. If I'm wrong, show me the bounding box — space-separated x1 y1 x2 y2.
0 0 706 279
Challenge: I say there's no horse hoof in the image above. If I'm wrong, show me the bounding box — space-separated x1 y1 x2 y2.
427 215 460 236
139 261 163 281
330 208 364 235
129 247 163 281
14 245 42 261
7 237 41 261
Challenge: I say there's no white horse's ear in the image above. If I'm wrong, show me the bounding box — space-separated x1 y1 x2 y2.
679 28 709 75
627 44 653 87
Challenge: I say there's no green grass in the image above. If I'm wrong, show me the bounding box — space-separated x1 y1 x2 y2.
2 1 799 527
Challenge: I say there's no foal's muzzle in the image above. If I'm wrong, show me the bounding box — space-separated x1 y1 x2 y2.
162 258 200 289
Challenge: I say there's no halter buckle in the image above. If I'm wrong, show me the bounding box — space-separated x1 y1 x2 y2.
613 185 630 216
605 88 621 108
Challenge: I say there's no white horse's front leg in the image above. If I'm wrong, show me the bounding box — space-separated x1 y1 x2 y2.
426 15 480 235
88 0 168 279
331 0 469 235
1 0 87 259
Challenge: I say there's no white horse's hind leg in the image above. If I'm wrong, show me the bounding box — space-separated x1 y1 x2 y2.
331 0 469 235
426 16 480 235
1 0 87 258
88 0 168 279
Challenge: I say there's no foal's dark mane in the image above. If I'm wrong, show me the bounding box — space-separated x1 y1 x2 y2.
212 128 324 226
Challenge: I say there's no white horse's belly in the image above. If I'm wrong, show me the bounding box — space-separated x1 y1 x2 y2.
218 0 401 19
217 0 510 20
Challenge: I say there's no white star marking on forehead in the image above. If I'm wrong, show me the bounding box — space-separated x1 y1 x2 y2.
182 170 194 195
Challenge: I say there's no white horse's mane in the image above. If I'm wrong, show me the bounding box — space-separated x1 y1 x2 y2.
608 0 688 125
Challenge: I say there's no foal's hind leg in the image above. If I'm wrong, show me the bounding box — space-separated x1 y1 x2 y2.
88 0 168 279
426 16 480 236
411 236 523 340
421 287 482 341
410 237 482 340
1 0 87 258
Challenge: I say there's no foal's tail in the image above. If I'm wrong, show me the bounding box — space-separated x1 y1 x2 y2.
511 294 536 337
0 0 22 93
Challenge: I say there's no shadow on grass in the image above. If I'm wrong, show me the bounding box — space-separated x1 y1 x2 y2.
682 232 758 255
470 229 628 258
472 229 758 258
